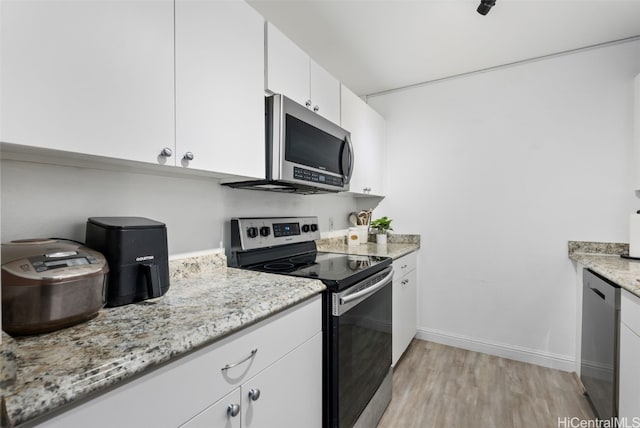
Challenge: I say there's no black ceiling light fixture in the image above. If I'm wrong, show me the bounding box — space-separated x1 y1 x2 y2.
477 0 496 15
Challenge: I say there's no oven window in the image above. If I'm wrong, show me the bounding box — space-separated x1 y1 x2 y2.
284 114 344 174
337 284 392 427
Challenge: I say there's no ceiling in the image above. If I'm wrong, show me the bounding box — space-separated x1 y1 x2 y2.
247 0 640 96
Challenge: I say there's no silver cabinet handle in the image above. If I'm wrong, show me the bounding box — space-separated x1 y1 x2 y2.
183 152 194 161
221 349 258 371
313 105 319 112
227 404 240 417
305 99 312 107
160 147 173 157
248 388 261 401
401 279 409 285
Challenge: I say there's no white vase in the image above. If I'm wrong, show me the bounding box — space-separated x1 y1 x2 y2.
377 233 387 246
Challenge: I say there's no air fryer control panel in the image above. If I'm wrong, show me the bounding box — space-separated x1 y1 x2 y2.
232 217 320 251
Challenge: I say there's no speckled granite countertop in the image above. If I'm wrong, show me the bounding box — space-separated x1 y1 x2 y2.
0 251 324 427
568 241 640 298
316 234 420 259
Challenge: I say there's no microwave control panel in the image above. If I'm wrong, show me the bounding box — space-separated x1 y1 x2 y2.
293 167 344 187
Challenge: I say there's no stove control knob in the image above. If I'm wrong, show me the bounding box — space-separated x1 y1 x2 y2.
247 227 258 238
310 224 318 232
260 226 271 237
301 224 310 233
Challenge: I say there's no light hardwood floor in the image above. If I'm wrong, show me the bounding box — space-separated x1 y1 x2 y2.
378 339 595 428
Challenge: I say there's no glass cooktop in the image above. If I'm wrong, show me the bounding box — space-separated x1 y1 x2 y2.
244 251 391 290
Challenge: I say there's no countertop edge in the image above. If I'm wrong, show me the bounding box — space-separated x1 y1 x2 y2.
569 252 640 299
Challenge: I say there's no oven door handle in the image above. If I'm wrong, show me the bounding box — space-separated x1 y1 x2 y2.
340 268 394 306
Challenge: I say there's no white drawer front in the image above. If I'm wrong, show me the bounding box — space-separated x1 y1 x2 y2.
393 252 417 278
622 290 640 336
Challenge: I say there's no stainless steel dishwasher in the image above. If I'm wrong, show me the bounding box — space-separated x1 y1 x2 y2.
580 268 621 420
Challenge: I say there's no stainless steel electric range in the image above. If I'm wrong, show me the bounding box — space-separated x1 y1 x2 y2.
229 217 393 428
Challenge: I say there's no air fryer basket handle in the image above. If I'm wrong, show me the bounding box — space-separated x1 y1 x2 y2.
141 262 162 298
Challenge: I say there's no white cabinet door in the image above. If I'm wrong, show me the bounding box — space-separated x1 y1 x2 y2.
341 85 386 197
181 389 241 428
392 253 417 366
242 333 322 428
0 0 174 164
265 22 310 109
619 323 640 419
175 0 264 178
265 23 340 124
634 74 640 190
309 60 341 125
619 290 640 419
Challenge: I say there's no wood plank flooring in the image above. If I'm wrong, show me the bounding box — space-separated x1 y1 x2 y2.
378 339 595 428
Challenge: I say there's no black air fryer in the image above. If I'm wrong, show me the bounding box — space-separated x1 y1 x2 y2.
85 217 170 307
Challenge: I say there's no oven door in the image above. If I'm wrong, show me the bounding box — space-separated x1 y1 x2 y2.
267 94 353 192
325 267 393 428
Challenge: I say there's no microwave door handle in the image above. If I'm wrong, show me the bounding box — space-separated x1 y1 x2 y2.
342 135 354 184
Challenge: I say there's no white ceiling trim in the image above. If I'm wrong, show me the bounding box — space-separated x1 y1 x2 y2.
365 34 640 99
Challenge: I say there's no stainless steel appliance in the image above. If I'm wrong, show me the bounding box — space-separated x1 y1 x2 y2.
580 268 620 420
1 239 108 335
229 217 393 428
85 217 170 307
223 94 354 194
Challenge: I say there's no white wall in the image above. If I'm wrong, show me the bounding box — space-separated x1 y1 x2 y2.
0 159 365 254
368 40 640 369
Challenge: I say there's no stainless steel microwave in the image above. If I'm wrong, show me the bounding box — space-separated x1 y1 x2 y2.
224 94 353 194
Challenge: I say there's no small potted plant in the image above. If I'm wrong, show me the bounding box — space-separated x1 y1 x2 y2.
370 216 393 246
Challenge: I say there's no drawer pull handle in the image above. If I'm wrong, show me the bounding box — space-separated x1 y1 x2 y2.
227 403 240 417
402 264 408 269
221 349 258 372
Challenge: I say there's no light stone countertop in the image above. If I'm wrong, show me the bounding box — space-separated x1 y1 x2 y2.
316 234 420 260
0 252 324 427
568 241 640 298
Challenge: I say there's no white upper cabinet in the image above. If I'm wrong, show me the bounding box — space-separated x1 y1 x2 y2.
265 23 341 125
265 22 310 109
175 0 265 178
0 0 174 163
309 60 341 125
340 85 386 197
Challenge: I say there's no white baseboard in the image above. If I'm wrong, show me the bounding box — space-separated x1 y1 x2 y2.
415 327 576 372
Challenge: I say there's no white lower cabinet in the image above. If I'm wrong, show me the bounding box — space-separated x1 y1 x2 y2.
392 252 418 366
182 332 322 428
241 332 322 427
619 290 640 419
37 295 322 428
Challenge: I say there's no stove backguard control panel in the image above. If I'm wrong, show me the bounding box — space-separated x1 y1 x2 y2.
231 217 320 251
